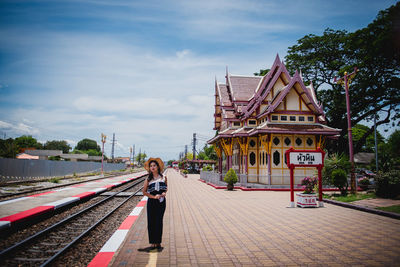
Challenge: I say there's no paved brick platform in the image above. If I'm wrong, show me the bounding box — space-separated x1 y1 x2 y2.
110 169 400 266
0 171 147 230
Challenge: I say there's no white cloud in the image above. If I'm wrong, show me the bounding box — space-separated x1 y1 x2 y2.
0 120 40 136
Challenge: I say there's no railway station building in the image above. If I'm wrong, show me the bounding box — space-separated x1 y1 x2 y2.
207 55 341 187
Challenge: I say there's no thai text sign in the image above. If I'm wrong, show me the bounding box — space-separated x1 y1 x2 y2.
289 152 323 166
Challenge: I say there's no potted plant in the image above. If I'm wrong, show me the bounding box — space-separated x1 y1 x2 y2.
297 176 318 208
358 176 370 190
182 169 188 178
224 168 238 190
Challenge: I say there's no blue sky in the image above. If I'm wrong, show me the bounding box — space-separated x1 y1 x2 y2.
0 0 398 160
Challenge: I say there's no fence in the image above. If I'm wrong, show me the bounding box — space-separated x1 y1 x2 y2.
200 171 313 189
0 158 125 181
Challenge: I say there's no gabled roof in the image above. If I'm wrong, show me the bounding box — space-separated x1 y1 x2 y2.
218 83 232 107
213 54 326 133
229 75 262 102
266 71 324 115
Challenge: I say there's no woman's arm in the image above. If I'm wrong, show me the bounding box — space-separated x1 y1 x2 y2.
143 179 160 199
161 176 168 197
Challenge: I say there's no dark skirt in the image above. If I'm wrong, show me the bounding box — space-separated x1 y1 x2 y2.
147 198 166 244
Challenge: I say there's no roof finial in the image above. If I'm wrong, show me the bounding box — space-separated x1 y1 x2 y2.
274 54 281 65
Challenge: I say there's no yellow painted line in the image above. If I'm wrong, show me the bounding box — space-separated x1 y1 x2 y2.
146 251 158 267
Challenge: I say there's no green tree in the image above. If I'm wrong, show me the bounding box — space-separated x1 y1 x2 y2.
0 138 18 158
378 130 400 171
196 144 217 161
75 138 100 152
186 152 193 160
284 3 400 154
351 124 384 153
14 135 43 151
254 68 270 76
44 140 71 153
135 152 147 165
86 149 102 156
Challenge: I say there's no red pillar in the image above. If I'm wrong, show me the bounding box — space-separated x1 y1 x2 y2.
318 166 324 207
267 154 271 185
290 166 295 208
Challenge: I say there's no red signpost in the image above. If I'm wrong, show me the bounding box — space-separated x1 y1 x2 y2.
285 147 325 208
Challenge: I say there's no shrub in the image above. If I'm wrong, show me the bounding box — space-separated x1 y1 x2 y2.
331 169 348 196
182 170 188 175
300 176 318 194
48 177 61 183
322 153 351 186
202 165 213 171
358 177 370 186
224 168 238 185
375 170 400 198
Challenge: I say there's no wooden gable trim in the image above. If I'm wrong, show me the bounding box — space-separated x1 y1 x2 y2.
267 71 323 115
243 56 291 119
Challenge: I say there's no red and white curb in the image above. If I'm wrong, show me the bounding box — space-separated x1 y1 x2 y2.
87 196 148 267
0 172 147 231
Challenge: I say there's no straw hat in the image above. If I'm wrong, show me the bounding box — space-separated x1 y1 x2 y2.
144 157 164 172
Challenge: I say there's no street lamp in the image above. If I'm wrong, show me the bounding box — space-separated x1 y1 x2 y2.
101 133 107 176
334 67 357 194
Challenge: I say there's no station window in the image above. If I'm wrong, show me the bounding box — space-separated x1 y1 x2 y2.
273 151 280 166
248 120 257 126
290 116 296 121
299 116 305 122
233 121 241 127
271 115 278 121
308 116 314 122
273 137 280 146
280 115 287 121
307 137 314 146
296 138 302 146
250 140 256 147
284 137 291 146
250 152 256 166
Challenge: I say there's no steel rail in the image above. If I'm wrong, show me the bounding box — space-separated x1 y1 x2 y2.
0 176 145 262
41 182 145 266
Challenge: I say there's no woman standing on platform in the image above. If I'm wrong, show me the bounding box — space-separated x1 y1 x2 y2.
141 157 167 252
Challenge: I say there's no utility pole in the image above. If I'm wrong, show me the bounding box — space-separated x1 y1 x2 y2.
130 147 133 166
132 145 135 167
138 148 141 166
193 133 197 160
101 133 107 177
111 133 116 161
334 67 357 194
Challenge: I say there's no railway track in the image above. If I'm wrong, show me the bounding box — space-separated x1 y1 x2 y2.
0 177 145 266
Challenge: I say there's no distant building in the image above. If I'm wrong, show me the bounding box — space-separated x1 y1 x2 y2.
24 150 62 160
354 153 375 164
21 150 104 162
16 153 39 160
208 55 341 186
